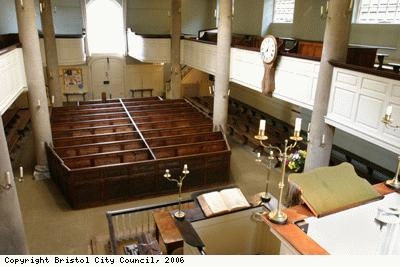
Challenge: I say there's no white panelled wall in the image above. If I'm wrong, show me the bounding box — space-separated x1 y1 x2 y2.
0 48 27 115
326 67 400 155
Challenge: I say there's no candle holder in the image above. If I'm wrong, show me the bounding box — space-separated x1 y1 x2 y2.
164 164 189 220
255 125 303 224
382 114 400 129
385 156 400 190
256 151 275 202
0 171 12 192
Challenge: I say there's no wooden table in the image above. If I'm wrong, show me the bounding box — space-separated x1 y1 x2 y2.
153 210 184 254
64 91 87 102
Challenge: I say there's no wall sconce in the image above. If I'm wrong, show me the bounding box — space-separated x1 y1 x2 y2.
382 105 400 129
209 85 215 96
19 166 24 183
164 164 190 219
1 171 12 192
320 134 326 147
320 0 329 19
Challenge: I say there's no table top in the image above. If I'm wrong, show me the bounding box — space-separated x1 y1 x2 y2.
153 211 183 245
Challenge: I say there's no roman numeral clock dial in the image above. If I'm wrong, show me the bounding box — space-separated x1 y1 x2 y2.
260 35 278 95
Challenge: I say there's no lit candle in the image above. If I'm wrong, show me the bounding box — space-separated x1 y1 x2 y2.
257 152 260 158
294 118 302 132
209 86 212 95
259 120 266 131
386 105 393 116
320 5 323 16
6 171 11 186
51 96 55 104
321 134 325 145
307 122 311 132
183 164 188 171
269 150 274 156
19 166 23 178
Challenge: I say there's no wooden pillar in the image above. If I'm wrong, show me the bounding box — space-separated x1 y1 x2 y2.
0 118 29 254
40 0 62 107
15 0 53 179
304 0 353 171
213 0 232 132
169 0 182 99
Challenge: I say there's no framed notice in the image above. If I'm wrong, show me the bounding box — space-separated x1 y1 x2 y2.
62 68 83 91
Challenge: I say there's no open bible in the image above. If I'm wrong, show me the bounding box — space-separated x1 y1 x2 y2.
197 187 251 217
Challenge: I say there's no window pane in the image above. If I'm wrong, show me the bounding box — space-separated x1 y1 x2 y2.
273 0 295 23
86 0 125 55
357 0 400 24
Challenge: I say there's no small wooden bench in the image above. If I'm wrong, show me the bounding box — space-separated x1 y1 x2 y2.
64 91 87 102
130 88 153 98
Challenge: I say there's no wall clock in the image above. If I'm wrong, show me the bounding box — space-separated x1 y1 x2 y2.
260 35 278 95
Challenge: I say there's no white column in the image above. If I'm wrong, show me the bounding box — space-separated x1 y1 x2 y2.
0 117 29 254
213 0 232 132
169 0 182 99
40 0 62 107
15 0 53 179
304 0 353 171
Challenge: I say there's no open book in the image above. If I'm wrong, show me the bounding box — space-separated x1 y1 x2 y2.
197 187 251 217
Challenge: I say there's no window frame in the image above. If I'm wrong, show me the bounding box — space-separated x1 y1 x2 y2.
354 0 400 25
272 0 295 24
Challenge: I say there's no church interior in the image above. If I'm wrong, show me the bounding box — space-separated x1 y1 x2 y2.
1 0 400 255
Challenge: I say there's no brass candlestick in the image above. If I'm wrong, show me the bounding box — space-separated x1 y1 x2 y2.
164 164 189 219
255 122 303 224
386 156 400 190
256 150 275 202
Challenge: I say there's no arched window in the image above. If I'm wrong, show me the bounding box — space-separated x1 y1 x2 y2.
86 0 125 55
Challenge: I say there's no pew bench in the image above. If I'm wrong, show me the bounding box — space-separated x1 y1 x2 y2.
130 88 154 98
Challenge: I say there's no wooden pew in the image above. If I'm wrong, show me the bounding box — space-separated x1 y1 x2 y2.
63 148 153 169
52 124 135 138
55 139 146 157
53 132 141 147
47 98 231 209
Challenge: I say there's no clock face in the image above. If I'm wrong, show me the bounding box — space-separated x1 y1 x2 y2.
260 36 277 64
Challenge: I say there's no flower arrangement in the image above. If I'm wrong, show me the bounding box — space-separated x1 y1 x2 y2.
287 150 306 173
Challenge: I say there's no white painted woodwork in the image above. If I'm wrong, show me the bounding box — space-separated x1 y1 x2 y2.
0 48 27 115
273 57 320 110
89 57 125 100
326 67 400 155
182 40 217 75
230 47 264 91
40 37 86 66
127 29 171 63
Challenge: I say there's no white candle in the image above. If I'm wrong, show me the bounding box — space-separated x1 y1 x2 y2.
386 105 393 116
269 151 274 156
183 164 188 171
294 118 302 132
320 5 323 15
19 166 23 178
259 120 266 131
51 96 55 104
37 99 41 107
257 152 260 158
307 122 311 132
6 171 11 186
321 134 325 145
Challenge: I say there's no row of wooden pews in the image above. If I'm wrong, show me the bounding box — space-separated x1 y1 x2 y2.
2 108 31 163
46 97 231 209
